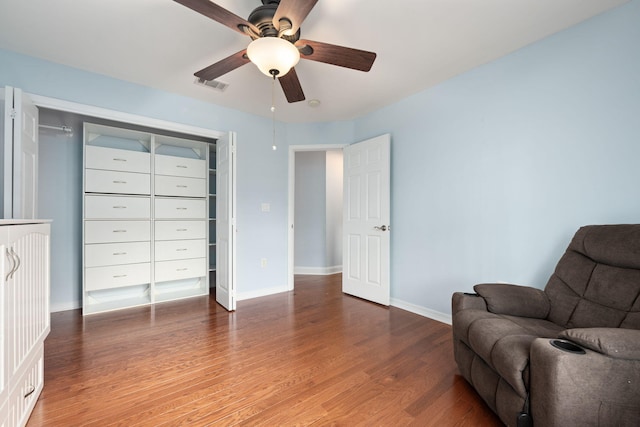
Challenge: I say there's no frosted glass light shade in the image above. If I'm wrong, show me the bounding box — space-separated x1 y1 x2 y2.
247 37 300 77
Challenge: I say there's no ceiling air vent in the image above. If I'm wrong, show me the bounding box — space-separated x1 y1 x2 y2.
194 77 229 92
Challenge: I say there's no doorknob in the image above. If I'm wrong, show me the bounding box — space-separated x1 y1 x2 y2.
374 225 388 231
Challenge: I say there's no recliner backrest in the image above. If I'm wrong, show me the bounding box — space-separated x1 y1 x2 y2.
544 224 640 329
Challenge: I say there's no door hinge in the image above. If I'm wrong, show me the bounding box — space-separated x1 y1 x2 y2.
9 108 17 119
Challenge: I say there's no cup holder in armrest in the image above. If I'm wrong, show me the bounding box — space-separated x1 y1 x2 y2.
550 339 586 354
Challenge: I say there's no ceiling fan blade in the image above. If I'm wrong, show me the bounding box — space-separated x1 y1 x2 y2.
296 39 377 72
273 0 318 35
278 68 306 103
174 0 258 36
194 49 250 81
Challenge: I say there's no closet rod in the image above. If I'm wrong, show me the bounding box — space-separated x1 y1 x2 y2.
39 124 73 134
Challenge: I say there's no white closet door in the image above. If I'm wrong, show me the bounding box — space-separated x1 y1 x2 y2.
216 132 236 311
12 88 39 219
2 86 13 218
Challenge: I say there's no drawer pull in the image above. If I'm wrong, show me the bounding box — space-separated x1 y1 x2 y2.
176 248 188 252
176 185 188 188
113 274 128 278
113 205 127 209
113 252 127 256
176 228 188 232
113 180 127 184
176 165 188 169
24 385 36 398
113 230 127 233
176 207 187 210
113 158 127 162
176 268 188 271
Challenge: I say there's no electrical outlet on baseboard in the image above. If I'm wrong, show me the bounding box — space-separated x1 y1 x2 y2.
261 258 267 268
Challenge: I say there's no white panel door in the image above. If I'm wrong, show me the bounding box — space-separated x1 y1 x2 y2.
2 86 13 218
216 132 236 311
342 134 391 305
12 88 38 219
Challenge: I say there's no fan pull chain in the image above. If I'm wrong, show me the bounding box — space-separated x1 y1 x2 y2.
271 75 277 151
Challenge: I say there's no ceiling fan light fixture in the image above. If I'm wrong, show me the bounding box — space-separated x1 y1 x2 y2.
247 37 300 78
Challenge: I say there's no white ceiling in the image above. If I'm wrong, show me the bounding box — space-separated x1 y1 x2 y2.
0 0 628 123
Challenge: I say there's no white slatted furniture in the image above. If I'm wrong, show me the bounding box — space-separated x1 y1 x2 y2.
0 220 51 427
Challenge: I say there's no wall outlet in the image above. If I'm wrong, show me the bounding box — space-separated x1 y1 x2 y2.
261 203 270 212
261 258 267 268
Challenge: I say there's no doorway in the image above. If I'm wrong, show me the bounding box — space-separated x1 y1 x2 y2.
287 144 346 291
287 134 391 305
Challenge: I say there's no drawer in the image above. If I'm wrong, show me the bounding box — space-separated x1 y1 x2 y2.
85 241 151 267
85 221 150 243
85 195 150 219
155 258 207 283
85 169 150 195
155 154 207 178
155 239 207 262
86 145 150 173
155 220 206 240
85 263 151 291
155 198 206 219
155 175 207 197
8 346 43 427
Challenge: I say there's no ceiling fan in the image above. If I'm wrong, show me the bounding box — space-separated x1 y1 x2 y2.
174 0 377 103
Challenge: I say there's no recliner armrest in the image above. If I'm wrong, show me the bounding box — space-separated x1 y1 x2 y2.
452 291 487 314
559 328 640 360
530 337 640 426
473 283 550 318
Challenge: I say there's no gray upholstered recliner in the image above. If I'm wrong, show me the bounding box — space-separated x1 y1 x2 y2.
452 224 640 427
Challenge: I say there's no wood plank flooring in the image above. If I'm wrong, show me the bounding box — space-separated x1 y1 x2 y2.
28 274 501 426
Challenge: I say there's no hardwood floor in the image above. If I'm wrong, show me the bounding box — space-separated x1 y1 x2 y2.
28 274 501 426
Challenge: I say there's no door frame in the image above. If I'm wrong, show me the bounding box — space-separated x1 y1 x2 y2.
27 94 225 140
22 92 235 308
287 144 347 291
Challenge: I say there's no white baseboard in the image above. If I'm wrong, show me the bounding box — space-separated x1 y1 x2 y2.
50 300 82 313
390 298 452 325
294 265 342 275
236 285 289 301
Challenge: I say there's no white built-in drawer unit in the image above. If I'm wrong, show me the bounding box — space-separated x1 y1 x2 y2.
85 263 151 291
85 195 151 219
83 122 211 315
155 258 207 282
85 221 150 243
85 242 151 267
85 169 151 195
155 239 207 262
155 198 207 219
85 145 150 173
155 154 207 178
155 220 207 241
154 175 207 197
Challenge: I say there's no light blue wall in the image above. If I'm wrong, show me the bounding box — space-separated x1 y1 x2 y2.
294 151 327 268
37 109 84 310
354 0 640 315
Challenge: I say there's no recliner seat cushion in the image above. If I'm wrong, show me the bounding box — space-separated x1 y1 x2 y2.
454 309 563 396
